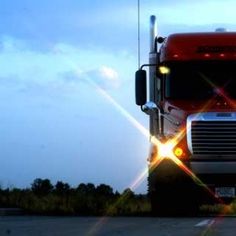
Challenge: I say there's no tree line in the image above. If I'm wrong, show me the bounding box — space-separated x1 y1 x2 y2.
0 178 150 216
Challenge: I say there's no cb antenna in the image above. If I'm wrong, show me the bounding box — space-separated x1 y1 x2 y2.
137 0 140 69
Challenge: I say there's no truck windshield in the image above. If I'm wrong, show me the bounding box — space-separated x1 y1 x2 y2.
165 61 236 100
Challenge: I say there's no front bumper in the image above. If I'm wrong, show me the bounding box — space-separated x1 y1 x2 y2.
149 158 236 186
190 161 236 174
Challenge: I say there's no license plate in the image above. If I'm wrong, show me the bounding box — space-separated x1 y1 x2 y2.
215 187 235 198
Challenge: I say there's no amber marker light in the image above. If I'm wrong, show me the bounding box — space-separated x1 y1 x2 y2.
173 146 189 160
174 147 184 157
159 66 170 74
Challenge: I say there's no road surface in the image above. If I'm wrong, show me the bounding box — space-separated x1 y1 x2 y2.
0 216 236 235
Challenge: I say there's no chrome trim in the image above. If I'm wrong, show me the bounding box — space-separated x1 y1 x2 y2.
187 112 236 155
149 53 157 59
150 15 157 53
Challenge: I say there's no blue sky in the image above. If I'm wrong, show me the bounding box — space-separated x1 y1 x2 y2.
1 0 236 192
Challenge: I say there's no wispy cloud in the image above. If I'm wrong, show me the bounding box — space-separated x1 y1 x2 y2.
59 65 120 91
86 66 120 90
0 37 126 96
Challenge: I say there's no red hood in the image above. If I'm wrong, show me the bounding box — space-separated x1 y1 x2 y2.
163 98 236 125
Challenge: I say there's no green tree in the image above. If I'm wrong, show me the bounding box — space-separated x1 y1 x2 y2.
55 181 70 195
122 188 135 198
31 178 53 196
76 183 95 195
96 184 113 196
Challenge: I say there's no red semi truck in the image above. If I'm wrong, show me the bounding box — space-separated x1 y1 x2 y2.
136 16 236 215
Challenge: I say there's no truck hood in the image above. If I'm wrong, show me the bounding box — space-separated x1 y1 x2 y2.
163 98 236 125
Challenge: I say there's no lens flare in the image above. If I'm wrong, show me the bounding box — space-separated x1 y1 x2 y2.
84 85 227 235
82 75 226 209
54 57 230 235
149 132 223 201
199 71 236 109
159 141 175 158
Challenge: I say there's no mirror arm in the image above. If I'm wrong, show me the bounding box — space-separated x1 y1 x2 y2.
141 105 145 112
140 64 157 70
142 102 180 127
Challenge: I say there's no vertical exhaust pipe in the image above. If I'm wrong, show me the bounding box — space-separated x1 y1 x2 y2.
149 15 159 136
150 15 157 53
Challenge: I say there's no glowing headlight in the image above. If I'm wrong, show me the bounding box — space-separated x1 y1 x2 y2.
150 136 187 161
158 142 175 158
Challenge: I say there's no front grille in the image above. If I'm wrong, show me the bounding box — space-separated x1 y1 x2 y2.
191 121 236 155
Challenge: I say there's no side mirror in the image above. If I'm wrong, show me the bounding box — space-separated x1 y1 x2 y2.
135 69 147 105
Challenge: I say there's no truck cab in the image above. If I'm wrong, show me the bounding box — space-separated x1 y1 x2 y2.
136 16 236 215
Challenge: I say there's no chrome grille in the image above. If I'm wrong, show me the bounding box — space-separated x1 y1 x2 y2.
191 121 236 155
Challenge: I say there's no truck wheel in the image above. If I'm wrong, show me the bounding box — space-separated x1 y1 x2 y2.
148 160 201 216
149 182 201 216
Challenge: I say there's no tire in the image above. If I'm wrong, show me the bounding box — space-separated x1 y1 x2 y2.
149 182 201 216
148 159 201 216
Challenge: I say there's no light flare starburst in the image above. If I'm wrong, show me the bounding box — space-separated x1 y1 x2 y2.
63 59 230 235
85 89 227 235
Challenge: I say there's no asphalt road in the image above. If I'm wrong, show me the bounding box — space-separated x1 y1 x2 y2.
0 216 236 236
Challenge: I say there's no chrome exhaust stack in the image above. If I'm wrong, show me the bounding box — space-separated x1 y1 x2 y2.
150 15 157 53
